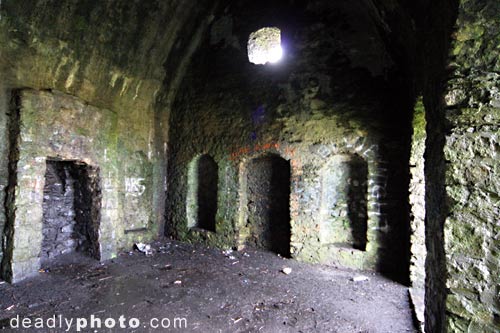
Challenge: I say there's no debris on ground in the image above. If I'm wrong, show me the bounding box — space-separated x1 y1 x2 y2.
158 244 171 253
135 243 153 256
98 276 113 282
352 275 370 282
282 267 292 275
0 241 415 332
222 249 238 260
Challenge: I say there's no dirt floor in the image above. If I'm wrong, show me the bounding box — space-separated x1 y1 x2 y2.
0 240 417 332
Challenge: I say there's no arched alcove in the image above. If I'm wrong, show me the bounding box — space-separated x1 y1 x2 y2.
320 154 368 251
187 154 218 232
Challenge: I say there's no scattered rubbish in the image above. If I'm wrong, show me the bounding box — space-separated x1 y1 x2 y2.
38 268 50 273
98 276 113 281
231 261 239 265
243 253 250 257
135 243 153 256
173 280 182 285
223 249 238 261
160 264 173 271
5 305 15 311
281 267 292 275
352 275 370 282
158 246 170 253
232 317 243 324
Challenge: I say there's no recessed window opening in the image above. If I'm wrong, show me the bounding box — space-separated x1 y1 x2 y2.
247 27 283 65
41 159 101 263
187 155 218 232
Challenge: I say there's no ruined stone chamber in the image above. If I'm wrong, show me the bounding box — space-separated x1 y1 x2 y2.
0 0 498 332
167 0 414 285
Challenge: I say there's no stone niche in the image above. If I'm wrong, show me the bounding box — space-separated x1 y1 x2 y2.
1 89 123 283
319 154 368 251
40 159 101 263
240 154 291 257
186 154 219 232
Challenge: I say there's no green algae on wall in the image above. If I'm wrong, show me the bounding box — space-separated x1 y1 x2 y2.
2 90 157 283
0 0 220 282
0 88 9 268
408 97 427 329
443 107 500 332
167 0 415 283
442 0 500 330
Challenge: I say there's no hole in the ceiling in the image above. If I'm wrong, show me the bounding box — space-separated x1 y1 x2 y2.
247 27 283 65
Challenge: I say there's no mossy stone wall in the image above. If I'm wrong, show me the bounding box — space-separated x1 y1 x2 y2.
2 90 157 283
442 0 500 331
167 0 415 282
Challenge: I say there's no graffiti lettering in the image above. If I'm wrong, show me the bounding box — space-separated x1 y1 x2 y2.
125 177 146 197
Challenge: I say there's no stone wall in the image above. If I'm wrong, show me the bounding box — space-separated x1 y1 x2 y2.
0 1 220 271
443 2 500 327
40 160 101 263
444 106 500 332
167 0 415 283
41 161 80 262
417 0 500 330
412 0 459 331
0 87 9 270
408 98 427 328
439 0 500 331
0 0 212 112
1 89 156 282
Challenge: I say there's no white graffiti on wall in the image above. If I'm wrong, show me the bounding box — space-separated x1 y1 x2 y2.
125 177 146 197
102 172 114 192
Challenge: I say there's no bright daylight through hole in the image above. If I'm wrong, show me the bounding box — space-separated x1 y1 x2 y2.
248 27 282 65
